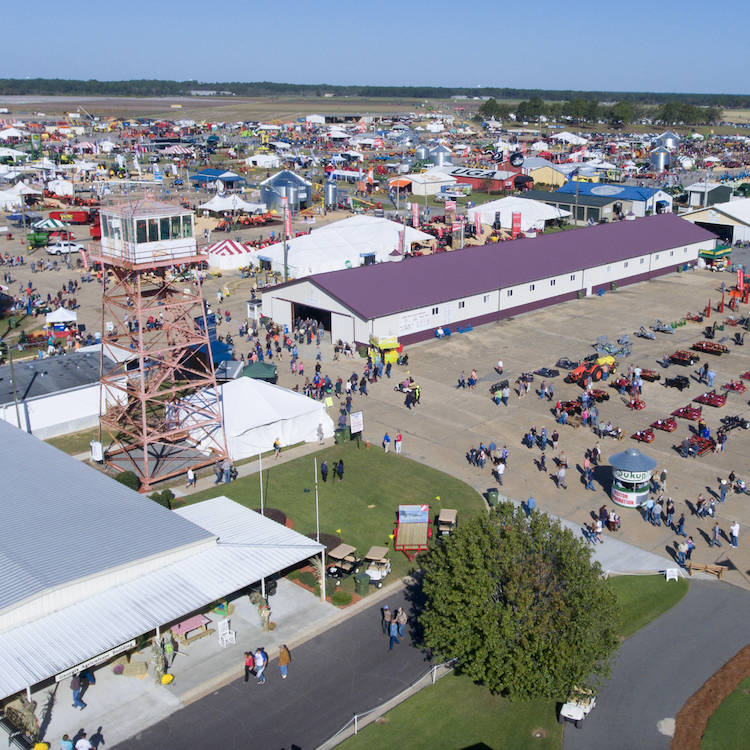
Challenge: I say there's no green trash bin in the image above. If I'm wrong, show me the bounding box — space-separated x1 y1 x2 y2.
487 488 499 506
354 572 370 597
334 428 345 445
8 318 17 329
577 290 585 300
343 426 351 441
610 282 617 291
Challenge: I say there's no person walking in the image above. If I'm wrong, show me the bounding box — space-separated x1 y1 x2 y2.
645 496 655 524
213 460 223 486
525 496 536 516
336 460 344 482
585 467 595 491
395 607 407 638
254 648 266 684
273 437 281 459
594 519 604 544
317 423 325 445
71 674 86 710
321 460 328 483
60 735 74 750
720 479 729 503
653 498 663 527
389 618 400 650
730 521 740 548
539 453 547 472
710 521 723 548
223 458 233 484
660 468 668 492
676 513 687 537
557 465 567 489
540 427 547 451
458 371 466 389
395 432 402 454
186 467 196 488
383 432 391 453
708 368 716 387
244 652 254 683
381 605 391 635
677 540 688 566
278 645 291 679
547 382 555 402
496 461 505 485
666 497 675 529
501 384 510 406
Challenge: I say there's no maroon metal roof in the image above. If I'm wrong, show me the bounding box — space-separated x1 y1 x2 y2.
307 214 716 320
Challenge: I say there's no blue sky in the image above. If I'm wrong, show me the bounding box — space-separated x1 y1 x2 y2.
4 0 748 95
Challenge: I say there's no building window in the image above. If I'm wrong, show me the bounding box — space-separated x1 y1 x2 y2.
624 262 629 268
684 247 688 253
483 295 489 303
669 250 674 257
432 307 438 315
458 301 466 309
550 279 556 286
529 284 535 291
607 265 612 272
507 290 513 297
640 258 645 264
570 274 576 281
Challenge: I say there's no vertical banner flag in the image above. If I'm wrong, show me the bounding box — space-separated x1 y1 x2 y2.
412 202 419 227
398 229 404 255
282 196 292 237
80 249 89 270
511 212 522 238
474 211 482 238
738 268 745 292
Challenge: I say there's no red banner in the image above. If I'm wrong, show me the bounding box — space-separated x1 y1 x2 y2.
412 203 419 227
738 268 745 292
512 212 522 238
474 212 482 238
80 249 89 270
282 196 292 237
444 200 457 212
452 221 461 233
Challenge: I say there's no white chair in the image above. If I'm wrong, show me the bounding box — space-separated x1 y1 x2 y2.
217 618 236 648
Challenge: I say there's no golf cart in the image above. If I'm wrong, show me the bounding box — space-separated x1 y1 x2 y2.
326 544 361 586
437 509 458 538
363 546 391 588
559 686 596 729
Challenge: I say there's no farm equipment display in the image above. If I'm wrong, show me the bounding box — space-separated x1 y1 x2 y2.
628 398 647 410
651 319 675 334
326 544 361 585
489 379 510 395
669 350 700 366
673 404 702 420
556 357 580 370
664 375 690 391
635 326 656 340
565 356 617 386
692 341 729 355
686 312 704 323
723 380 747 393
689 435 716 456
588 388 611 402
631 429 655 443
693 390 727 408
595 335 632 358
363 546 391 589
651 417 678 432
720 415 750 432
640 369 661 382
560 400 582 415
534 367 560 378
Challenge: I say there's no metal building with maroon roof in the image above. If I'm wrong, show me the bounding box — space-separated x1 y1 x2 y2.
261 213 716 346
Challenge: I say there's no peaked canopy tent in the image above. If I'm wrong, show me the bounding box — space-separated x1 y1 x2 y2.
181 377 334 460
0 190 22 210
467 196 571 232
8 181 42 196
45 307 78 325
550 131 589 146
0 128 28 140
245 153 281 168
46 179 74 197
198 194 266 214
206 239 257 270
256 215 434 279
189 168 247 189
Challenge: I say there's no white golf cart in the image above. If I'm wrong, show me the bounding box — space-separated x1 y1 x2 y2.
558 686 596 729
363 545 391 588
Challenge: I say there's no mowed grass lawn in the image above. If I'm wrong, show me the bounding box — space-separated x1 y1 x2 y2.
701 674 750 750
338 576 690 750
183 441 485 580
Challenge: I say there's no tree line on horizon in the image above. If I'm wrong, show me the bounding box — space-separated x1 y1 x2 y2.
0 78 748 109
478 96 723 127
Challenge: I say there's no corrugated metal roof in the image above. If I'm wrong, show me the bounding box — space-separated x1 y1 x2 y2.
301 214 716 320
0 420 213 614
0 498 323 699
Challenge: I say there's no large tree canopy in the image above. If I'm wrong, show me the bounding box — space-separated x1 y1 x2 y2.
421 502 620 700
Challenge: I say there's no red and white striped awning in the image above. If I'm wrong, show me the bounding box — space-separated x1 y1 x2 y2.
73 141 96 151
161 145 194 155
207 240 252 257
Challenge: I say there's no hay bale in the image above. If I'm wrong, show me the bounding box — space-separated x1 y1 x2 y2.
121 662 148 677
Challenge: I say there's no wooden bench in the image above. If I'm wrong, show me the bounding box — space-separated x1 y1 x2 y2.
687 561 728 580
566 414 583 429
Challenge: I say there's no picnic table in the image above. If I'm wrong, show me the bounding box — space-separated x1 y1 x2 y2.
170 613 214 646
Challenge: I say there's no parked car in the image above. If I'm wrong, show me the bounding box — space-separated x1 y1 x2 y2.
46 241 83 255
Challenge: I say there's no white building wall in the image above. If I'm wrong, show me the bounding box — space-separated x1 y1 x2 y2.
499 270 582 311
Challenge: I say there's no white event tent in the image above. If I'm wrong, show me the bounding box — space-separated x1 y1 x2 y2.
256 215 434 279
0 190 22 210
245 154 281 168
468 196 571 233
207 239 256 270
183 377 335 459
198 194 266 213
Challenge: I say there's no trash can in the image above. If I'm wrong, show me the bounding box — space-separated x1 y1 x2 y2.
334 429 345 445
487 488 499 506
8 318 17 329
354 572 370 597
610 282 617 291
577 290 585 300
343 426 351 441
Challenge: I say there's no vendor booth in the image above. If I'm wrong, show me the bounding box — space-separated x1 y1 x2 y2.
207 239 256 271
46 306 78 333
609 448 657 508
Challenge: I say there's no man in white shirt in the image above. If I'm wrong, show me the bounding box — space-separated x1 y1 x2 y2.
730 521 740 548
75 733 92 750
496 462 505 486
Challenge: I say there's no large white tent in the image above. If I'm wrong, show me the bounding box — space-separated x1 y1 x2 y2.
550 131 588 146
0 190 21 210
198 194 266 213
245 153 281 168
256 215 434 279
0 128 27 140
207 239 256 270
46 179 74 197
184 377 334 460
467 196 571 232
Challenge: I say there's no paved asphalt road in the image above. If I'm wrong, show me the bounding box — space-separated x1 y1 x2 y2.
564 579 750 750
114 586 430 750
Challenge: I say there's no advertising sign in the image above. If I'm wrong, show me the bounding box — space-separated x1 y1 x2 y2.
398 504 430 523
738 268 745 292
282 196 292 237
56 640 136 682
399 308 432 335
350 410 364 434
511 212 522 237
444 200 457 212
412 202 419 227
474 212 482 237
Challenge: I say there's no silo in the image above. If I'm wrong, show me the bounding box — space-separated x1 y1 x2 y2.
286 184 300 213
650 147 671 172
656 131 680 150
415 145 430 161
430 145 453 166
324 181 338 209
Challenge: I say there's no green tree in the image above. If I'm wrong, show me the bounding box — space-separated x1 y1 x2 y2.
420 502 620 700
610 101 634 128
